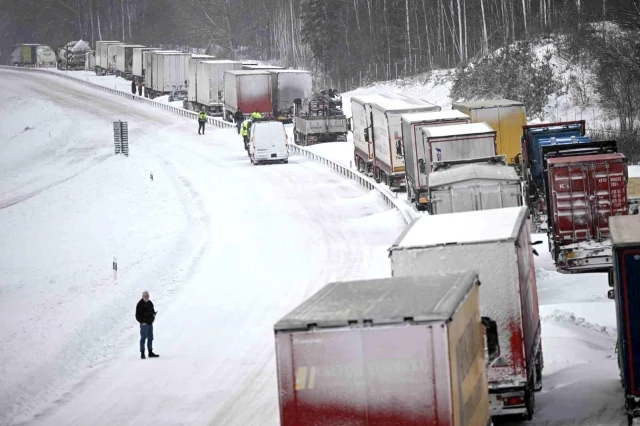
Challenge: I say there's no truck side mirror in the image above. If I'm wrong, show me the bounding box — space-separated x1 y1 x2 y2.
395 140 403 156
347 117 352 132
418 158 426 174
532 249 539 256
608 289 615 300
532 240 543 245
364 128 369 142
481 316 500 362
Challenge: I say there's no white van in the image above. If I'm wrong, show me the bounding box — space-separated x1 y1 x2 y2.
249 121 289 165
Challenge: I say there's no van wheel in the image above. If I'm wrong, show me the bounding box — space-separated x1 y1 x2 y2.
283 159 288 164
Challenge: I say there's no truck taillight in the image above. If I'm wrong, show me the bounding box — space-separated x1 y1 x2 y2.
502 396 525 406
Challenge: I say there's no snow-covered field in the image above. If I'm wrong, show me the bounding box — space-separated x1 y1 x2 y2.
0 67 633 426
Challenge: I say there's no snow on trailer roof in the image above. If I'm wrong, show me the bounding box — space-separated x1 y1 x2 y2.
120 44 146 48
225 70 271 75
428 163 520 187
372 98 439 112
273 271 479 331
391 206 527 249
200 59 240 64
267 69 309 73
350 93 409 105
452 99 524 108
610 215 640 247
422 122 495 138
401 110 470 123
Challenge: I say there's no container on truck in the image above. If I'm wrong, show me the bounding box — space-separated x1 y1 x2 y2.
94 41 122 75
184 55 216 109
143 50 178 90
132 47 160 82
115 44 146 79
401 110 471 209
351 94 398 176
389 206 543 420
608 215 640 425
268 69 313 121
223 70 273 120
370 98 441 191
428 161 522 214
106 42 124 74
274 271 491 426
452 99 526 165
85 51 95 71
545 151 628 273
188 60 242 114
11 44 39 66
147 51 189 99
293 92 348 146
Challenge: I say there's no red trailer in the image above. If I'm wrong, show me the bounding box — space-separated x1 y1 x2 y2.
546 152 628 273
223 70 273 121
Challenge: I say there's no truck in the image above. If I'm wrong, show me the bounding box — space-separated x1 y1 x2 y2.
268 69 313 121
142 49 177 89
370 98 441 190
184 54 216 110
223 70 273 120
57 40 90 70
520 120 591 230
11 44 39 66
389 206 543 421
351 94 411 176
85 51 95 71
608 215 640 426
95 41 122 75
115 44 146 79
146 51 190 99
545 150 628 273
35 45 56 67
132 47 161 84
452 99 526 165
274 271 491 426
292 92 348 145
428 160 522 214
401 110 472 209
186 60 242 114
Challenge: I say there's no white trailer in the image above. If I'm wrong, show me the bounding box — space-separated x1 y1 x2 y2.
268 69 313 119
401 110 471 210
350 94 410 176
106 42 124 75
132 48 161 82
146 51 187 99
388 206 543 421
186 55 216 108
85 50 95 71
188 60 242 114
94 41 121 75
115 44 145 80
142 50 177 89
428 162 522 214
370 98 440 191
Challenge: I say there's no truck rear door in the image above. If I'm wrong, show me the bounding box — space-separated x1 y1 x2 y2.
615 246 640 396
548 154 627 245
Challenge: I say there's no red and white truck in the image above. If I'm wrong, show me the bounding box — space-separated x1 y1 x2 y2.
223 70 273 120
389 206 542 421
545 151 628 273
274 271 492 426
370 98 440 190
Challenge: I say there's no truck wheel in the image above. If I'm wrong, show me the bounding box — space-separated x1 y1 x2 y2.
524 387 535 421
627 414 633 426
534 351 543 391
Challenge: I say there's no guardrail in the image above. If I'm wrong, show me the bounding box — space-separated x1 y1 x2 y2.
288 144 417 224
0 66 234 130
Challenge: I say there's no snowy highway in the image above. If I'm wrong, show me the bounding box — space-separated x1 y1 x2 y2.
0 69 630 426
0 69 404 425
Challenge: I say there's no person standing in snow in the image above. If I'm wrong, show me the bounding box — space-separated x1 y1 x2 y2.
131 79 136 95
136 291 159 359
234 109 244 134
198 109 207 135
137 80 143 96
251 109 262 120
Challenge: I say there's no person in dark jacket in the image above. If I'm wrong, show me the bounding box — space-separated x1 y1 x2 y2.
234 109 244 134
137 80 143 96
131 79 137 94
135 291 159 359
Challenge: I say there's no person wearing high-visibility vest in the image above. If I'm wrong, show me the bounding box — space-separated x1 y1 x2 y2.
251 109 262 120
198 109 207 135
241 120 250 150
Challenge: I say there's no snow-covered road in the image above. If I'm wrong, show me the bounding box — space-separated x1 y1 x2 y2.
0 68 629 426
0 69 405 426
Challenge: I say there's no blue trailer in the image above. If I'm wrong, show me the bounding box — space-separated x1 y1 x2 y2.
610 215 640 425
